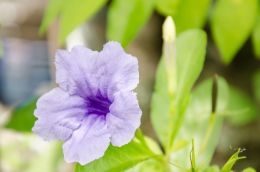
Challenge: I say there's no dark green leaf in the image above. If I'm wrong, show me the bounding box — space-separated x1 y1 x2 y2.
210 0 258 64
252 69 260 102
107 0 154 47
5 98 37 132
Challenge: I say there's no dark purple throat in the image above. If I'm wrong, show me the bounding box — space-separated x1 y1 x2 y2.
86 91 111 116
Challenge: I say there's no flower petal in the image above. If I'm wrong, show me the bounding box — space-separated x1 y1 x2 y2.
55 46 99 97
107 91 142 146
63 115 110 165
33 88 86 141
99 42 139 98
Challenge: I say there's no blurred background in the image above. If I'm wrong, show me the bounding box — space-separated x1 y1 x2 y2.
0 0 260 171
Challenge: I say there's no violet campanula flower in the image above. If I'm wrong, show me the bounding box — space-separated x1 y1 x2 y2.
32 42 141 165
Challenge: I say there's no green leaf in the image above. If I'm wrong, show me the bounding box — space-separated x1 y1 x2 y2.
252 13 260 58
221 149 246 172
151 29 207 149
169 29 207 146
126 159 171 172
5 98 37 132
173 0 212 34
156 0 180 16
203 166 220 172
243 167 257 172
107 0 154 47
252 69 260 102
75 138 154 172
156 0 211 33
39 0 63 33
170 77 229 171
210 0 258 64
226 86 259 125
59 0 107 44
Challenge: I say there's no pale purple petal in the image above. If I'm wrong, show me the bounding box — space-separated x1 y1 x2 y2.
98 42 139 98
34 41 141 165
55 46 99 97
107 91 141 146
63 115 110 165
33 88 86 141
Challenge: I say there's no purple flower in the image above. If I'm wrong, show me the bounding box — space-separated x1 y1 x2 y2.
32 42 141 165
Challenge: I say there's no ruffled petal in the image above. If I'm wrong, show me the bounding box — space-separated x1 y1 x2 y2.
107 91 141 146
32 88 86 141
98 42 139 98
63 115 110 165
55 46 99 97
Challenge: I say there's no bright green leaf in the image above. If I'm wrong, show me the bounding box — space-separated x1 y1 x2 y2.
210 0 258 64
151 29 207 149
156 0 211 33
107 0 154 47
170 77 229 171
173 0 212 34
59 0 107 44
156 0 180 16
252 13 260 58
169 29 207 147
227 86 259 125
221 149 246 172
243 167 257 172
203 166 220 172
75 138 154 172
39 0 63 33
5 98 37 132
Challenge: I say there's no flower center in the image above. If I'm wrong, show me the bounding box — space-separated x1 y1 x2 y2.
86 91 111 116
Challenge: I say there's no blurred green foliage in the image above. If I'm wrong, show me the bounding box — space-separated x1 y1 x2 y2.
40 0 260 64
170 77 229 171
5 98 37 132
158 0 211 34
210 0 258 64
107 0 154 47
151 29 207 149
227 86 259 126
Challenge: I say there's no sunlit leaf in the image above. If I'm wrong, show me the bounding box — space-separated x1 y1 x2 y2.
252 13 260 58
156 0 180 16
75 138 154 172
59 0 107 44
156 0 211 33
243 167 257 172
5 98 37 132
107 0 154 47
221 149 246 172
151 29 207 149
173 0 211 34
39 0 63 33
170 77 229 171
203 166 220 172
210 0 258 64
227 86 259 126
